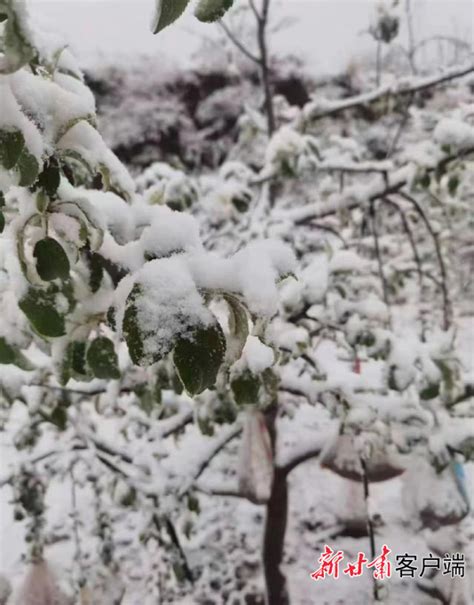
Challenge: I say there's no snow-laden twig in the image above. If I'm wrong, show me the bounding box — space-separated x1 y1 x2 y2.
178 424 243 496
279 146 474 224
277 436 326 475
0 444 86 488
194 480 246 499
301 62 474 124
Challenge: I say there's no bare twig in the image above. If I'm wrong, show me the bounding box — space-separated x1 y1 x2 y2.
383 196 423 288
405 0 417 75
397 190 451 330
248 0 261 21
369 200 390 307
218 21 261 65
256 0 275 135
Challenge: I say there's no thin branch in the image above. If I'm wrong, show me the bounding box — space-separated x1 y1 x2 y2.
257 0 275 136
369 200 390 307
284 146 474 224
302 62 474 124
194 480 246 499
218 21 261 65
179 424 243 496
309 222 348 247
405 0 417 75
397 190 451 330
383 196 423 288
248 0 261 21
385 92 414 157
279 441 324 476
0 444 87 488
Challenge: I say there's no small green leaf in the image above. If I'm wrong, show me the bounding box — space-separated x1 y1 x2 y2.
37 159 61 197
0 210 4 234
33 237 70 281
60 341 90 385
447 174 460 197
71 341 88 376
86 336 120 380
106 306 116 331
231 370 260 405
0 337 15 364
17 150 40 187
224 294 248 362
195 0 234 22
123 285 170 367
0 337 34 371
0 0 35 73
87 252 104 293
48 405 68 431
123 286 146 366
420 382 440 400
152 0 191 34
36 191 49 213
187 493 200 514
0 129 24 169
173 322 226 396
19 287 66 338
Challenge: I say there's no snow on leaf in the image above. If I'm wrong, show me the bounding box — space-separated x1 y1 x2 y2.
19 287 66 338
33 237 70 282
173 322 226 396
86 336 120 380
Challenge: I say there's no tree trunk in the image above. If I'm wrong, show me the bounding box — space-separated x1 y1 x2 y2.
262 404 290 605
263 467 290 605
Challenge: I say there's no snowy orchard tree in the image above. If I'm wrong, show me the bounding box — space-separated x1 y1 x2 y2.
0 0 294 603
0 1 473 604
136 1 474 603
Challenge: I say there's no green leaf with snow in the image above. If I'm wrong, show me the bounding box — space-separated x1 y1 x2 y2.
152 0 191 34
173 322 226 395
0 129 24 170
71 342 88 376
0 210 4 234
36 159 61 198
195 0 234 22
447 174 460 197
86 336 120 380
224 294 248 362
19 287 66 338
33 237 70 281
420 382 440 400
0 337 33 370
0 1 36 74
60 341 91 386
231 370 260 406
40 403 68 431
123 285 170 367
86 252 104 293
17 150 40 187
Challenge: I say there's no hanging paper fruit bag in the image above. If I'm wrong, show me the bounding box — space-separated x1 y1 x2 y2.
16 560 71 605
238 409 274 504
320 431 405 483
403 457 470 530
